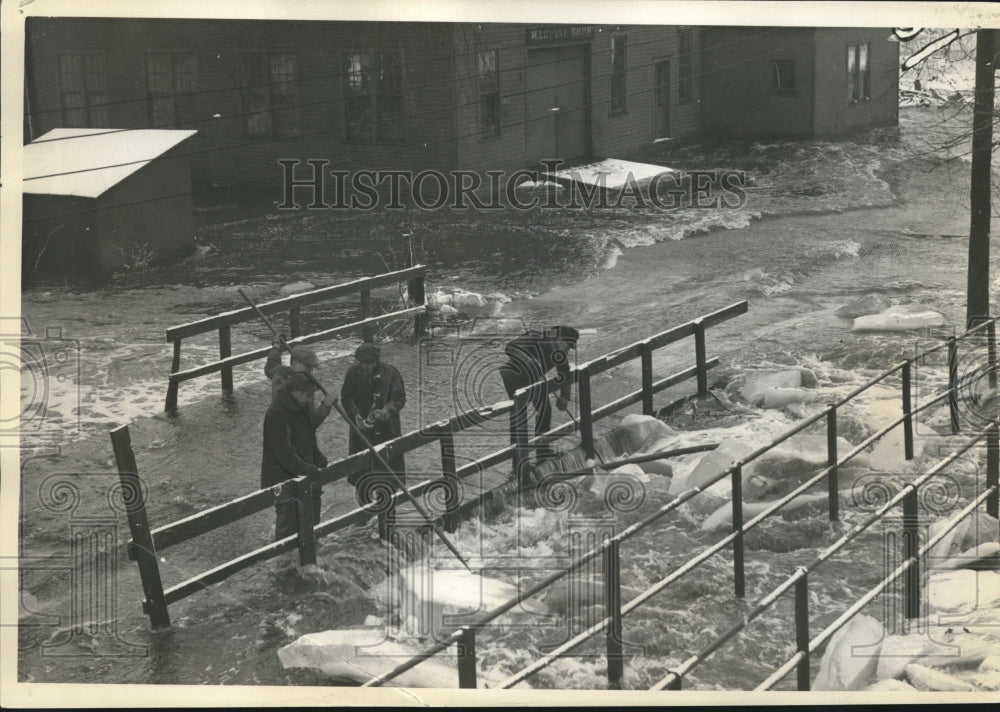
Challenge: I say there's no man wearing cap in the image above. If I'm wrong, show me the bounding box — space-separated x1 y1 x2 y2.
264 342 333 424
340 343 406 526
261 371 329 541
500 325 579 461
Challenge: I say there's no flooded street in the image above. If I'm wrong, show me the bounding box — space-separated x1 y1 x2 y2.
17 106 1000 689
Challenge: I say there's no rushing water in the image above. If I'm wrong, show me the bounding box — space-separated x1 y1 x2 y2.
17 106 998 689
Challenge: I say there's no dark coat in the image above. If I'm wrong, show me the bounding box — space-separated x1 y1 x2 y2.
260 389 328 489
264 346 331 428
340 361 406 454
501 330 573 401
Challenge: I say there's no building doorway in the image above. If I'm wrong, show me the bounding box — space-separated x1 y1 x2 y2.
525 44 590 166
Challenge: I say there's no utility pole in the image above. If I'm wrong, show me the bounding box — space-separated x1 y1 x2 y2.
967 28 997 328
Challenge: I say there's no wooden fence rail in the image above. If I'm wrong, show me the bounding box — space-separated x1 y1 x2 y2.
117 301 748 630
164 265 428 409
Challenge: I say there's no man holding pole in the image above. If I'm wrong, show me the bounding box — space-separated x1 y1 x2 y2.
500 325 579 461
261 372 329 541
340 343 406 535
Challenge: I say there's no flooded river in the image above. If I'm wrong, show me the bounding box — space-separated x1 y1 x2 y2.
16 106 998 690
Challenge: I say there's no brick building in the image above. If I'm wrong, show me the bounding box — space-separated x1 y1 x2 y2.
23 19 898 192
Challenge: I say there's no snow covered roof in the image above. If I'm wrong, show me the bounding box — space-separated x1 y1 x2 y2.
541 158 679 191
23 128 197 199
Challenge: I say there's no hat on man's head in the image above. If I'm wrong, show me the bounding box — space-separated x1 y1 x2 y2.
288 371 317 395
289 345 319 368
354 343 381 363
549 325 580 346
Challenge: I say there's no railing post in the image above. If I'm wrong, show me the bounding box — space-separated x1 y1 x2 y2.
577 366 595 460
902 361 914 461
110 425 171 631
989 422 999 519
439 428 460 531
457 626 478 689
694 319 708 396
290 306 301 339
989 321 998 390
794 569 811 691
604 539 624 689
903 487 920 620
827 405 839 522
360 289 373 343
219 325 233 393
511 390 530 489
640 340 654 416
294 476 318 566
731 464 745 599
165 339 181 410
408 273 427 337
948 336 960 433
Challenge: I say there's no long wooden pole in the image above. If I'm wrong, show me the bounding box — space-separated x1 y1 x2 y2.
967 28 996 327
240 288 470 570
238 288 328 396
331 399 472 571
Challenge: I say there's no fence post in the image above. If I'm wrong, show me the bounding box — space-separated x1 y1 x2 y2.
827 405 839 522
408 273 427 337
110 425 171 631
989 422 999 519
731 464 745 599
902 361 914 461
640 340 654 416
290 306 301 339
577 367 595 460
794 570 810 691
360 289 373 343
458 626 478 689
694 319 708 396
219 325 233 393
989 321 998 390
948 336 960 433
604 539 624 689
903 487 920 620
511 390 530 489
294 476 318 566
439 428 460 531
165 339 181 410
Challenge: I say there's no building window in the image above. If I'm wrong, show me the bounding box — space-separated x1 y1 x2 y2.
678 30 693 102
344 51 404 144
848 43 871 102
478 49 500 135
145 51 198 128
771 58 796 92
610 36 627 114
58 53 110 127
239 52 300 138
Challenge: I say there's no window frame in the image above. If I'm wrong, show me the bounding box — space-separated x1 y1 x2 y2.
609 35 628 115
239 50 301 139
770 57 797 94
847 42 871 103
477 48 501 137
57 52 111 127
343 49 406 145
144 50 199 129
678 30 693 103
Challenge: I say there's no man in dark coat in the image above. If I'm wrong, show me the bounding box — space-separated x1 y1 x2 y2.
261 371 329 541
340 343 406 525
265 343 333 427
500 325 579 461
